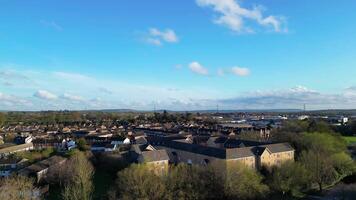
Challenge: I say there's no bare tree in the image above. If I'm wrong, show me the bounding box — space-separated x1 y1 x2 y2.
61 151 94 200
0 175 40 200
46 161 72 186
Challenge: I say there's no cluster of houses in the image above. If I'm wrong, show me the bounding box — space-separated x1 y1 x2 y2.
0 114 297 191
0 123 295 178
0 113 298 200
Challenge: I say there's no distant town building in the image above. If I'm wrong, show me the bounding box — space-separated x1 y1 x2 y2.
298 115 309 120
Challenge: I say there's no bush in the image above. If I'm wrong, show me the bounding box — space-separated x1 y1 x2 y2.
269 161 310 196
225 163 269 200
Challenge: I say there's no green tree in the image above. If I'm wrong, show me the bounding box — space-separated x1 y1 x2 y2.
166 164 223 200
331 152 356 176
278 120 309 134
225 163 269 200
298 132 353 191
0 112 6 126
116 164 167 200
62 151 94 200
301 132 347 154
307 120 333 133
270 161 310 196
77 138 88 151
300 150 337 191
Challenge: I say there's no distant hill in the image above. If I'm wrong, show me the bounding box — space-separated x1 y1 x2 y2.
3 108 356 116
94 109 138 113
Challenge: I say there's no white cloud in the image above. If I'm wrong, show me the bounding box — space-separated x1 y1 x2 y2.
40 20 63 31
0 92 30 106
196 0 286 33
231 67 250 76
289 85 315 93
145 28 179 45
218 86 356 110
1 65 221 111
61 93 84 101
149 28 178 42
34 90 57 100
146 38 162 46
189 62 209 75
53 71 91 81
344 86 356 98
0 69 35 87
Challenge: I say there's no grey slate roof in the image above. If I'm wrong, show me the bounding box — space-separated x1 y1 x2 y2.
147 136 294 160
140 149 170 162
226 147 255 159
0 143 33 155
259 143 294 154
18 155 66 176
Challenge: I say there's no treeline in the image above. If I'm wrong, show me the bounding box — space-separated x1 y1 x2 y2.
109 163 267 200
273 118 356 137
0 111 137 125
0 110 212 126
272 120 355 191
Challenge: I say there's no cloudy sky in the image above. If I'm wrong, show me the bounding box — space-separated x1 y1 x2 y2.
1 0 356 111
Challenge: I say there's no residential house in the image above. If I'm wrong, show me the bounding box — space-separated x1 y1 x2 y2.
255 143 295 169
0 143 34 158
138 149 170 175
18 155 67 182
0 158 28 177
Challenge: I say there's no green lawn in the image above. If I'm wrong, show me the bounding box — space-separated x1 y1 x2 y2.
343 136 356 145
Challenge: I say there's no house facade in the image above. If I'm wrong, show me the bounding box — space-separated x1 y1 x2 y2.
145 136 294 172
138 149 170 175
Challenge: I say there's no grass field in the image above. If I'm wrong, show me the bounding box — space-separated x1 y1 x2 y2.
343 136 356 145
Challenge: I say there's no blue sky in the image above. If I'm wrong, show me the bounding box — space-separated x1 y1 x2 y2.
1 0 356 111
